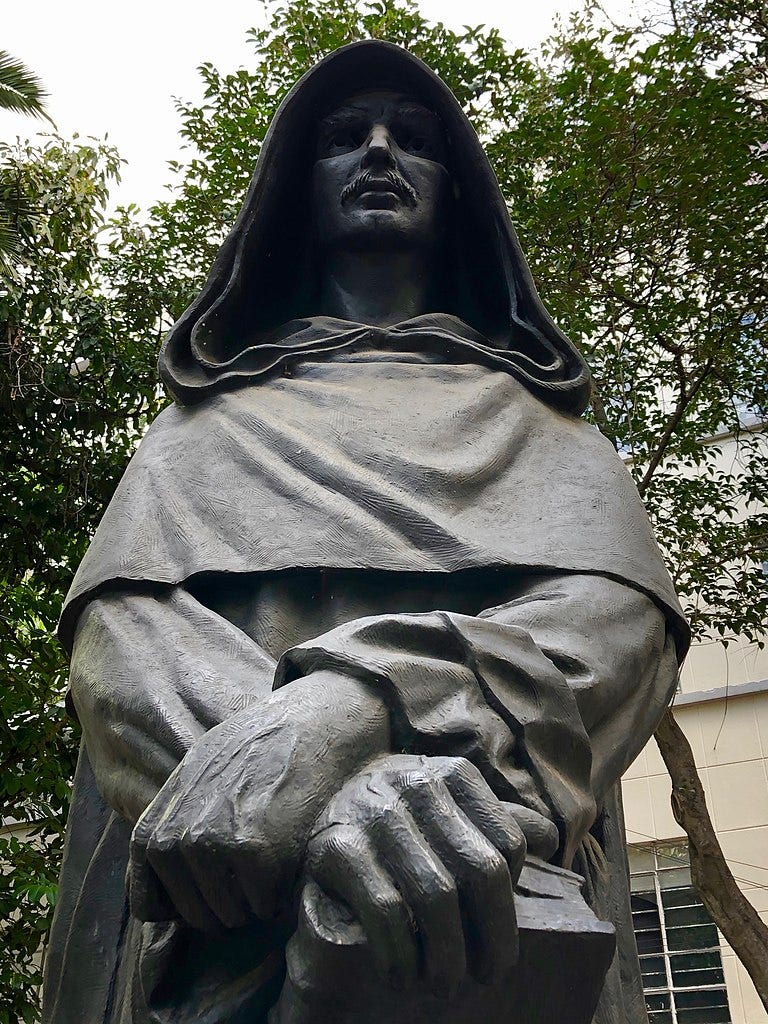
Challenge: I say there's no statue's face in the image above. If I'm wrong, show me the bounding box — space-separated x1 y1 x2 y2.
312 90 450 253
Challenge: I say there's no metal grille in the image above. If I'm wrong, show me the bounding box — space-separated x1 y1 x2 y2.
629 844 731 1024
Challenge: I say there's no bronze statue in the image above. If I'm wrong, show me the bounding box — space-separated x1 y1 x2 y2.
44 41 688 1024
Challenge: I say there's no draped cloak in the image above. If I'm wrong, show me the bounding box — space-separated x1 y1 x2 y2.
45 40 689 1024
59 322 686 653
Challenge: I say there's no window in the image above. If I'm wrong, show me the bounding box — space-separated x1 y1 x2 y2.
629 844 731 1024
732 396 765 430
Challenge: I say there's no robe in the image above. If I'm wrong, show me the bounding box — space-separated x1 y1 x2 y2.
44 325 687 1024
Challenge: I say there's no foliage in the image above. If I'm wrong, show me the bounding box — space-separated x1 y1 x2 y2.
0 52 51 275
0 52 48 120
1 0 766 1018
483 0 768 639
0 137 166 1023
150 0 768 640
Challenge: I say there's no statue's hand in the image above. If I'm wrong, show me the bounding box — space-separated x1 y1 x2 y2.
305 754 556 998
127 670 390 932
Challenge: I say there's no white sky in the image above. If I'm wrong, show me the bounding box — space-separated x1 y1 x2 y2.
2 0 631 210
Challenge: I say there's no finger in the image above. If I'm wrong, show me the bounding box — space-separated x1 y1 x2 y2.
183 840 253 929
401 773 518 984
232 854 282 921
499 803 559 863
310 824 418 991
145 835 223 933
128 836 177 922
368 801 466 999
127 785 193 921
431 757 530 874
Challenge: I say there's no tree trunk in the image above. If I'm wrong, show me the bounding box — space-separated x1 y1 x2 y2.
654 708 768 1010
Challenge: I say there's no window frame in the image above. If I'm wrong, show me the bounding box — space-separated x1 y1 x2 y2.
629 843 731 1024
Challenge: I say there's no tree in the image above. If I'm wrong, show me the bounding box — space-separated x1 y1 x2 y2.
0 52 52 274
148 10 768 999
0 52 48 119
0 137 166 1024
489 2 768 1002
1 0 766 1018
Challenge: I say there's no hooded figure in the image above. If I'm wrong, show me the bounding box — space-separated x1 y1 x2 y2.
44 41 688 1024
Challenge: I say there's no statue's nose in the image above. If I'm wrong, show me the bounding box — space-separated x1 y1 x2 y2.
360 125 396 170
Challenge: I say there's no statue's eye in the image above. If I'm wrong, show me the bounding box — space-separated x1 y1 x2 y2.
403 137 426 154
325 128 365 154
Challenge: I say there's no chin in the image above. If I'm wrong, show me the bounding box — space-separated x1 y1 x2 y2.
363 209 406 231
337 210 427 249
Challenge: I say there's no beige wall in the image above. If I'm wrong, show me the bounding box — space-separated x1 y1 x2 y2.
621 423 768 1022
680 638 768 695
622 688 768 1024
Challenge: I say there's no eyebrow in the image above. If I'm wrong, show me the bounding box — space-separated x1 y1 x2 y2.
395 103 441 123
321 102 441 124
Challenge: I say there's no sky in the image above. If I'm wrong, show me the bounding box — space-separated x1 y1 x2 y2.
2 0 632 210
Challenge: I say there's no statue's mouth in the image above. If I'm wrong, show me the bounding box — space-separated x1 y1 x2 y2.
341 169 419 207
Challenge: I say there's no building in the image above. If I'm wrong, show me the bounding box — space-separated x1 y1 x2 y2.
622 570 768 1021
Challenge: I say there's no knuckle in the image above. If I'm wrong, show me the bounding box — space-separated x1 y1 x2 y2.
317 824 358 863
319 827 347 854
146 830 177 859
484 843 508 872
394 767 429 792
424 870 457 905
183 825 211 852
371 889 403 918
129 826 150 859
177 827 202 857
467 842 508 881
375 802 403 829
402 773 443 803
441 755 476 783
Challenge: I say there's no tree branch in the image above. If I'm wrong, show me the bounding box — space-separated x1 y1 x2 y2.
655 709 768 1011
637 360 714 496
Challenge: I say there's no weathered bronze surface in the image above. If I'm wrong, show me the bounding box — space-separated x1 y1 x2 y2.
44 41 688 1024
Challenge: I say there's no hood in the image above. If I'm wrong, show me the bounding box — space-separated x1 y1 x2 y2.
159 40 591 414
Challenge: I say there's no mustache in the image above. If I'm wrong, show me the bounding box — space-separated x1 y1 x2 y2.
340 168 419 206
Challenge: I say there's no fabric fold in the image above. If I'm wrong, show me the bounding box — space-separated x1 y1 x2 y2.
58 348 688 662
276 609 594 865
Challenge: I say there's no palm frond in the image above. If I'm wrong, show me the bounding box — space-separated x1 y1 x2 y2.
0 202 22 280
0 51 51 121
